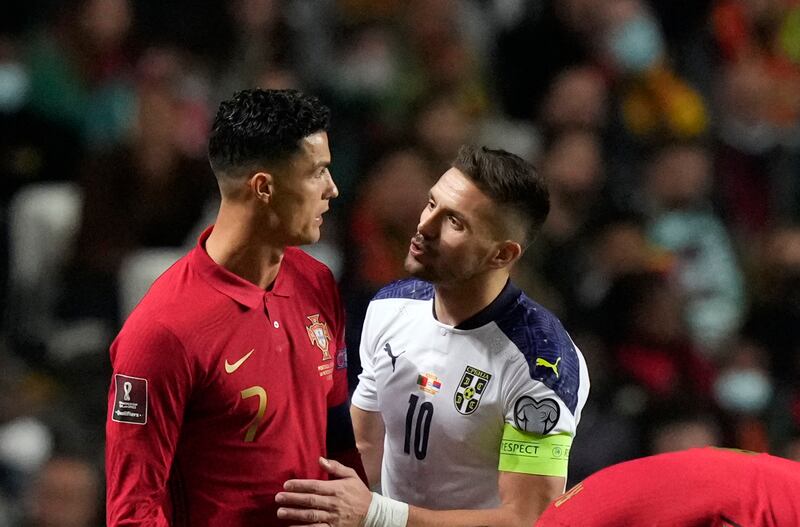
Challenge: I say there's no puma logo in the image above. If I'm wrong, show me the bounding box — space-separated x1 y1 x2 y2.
535 357 561 378
225 349 255 374
384 343 406 372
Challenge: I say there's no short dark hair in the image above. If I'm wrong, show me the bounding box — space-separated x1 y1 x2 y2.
453 145 550 242
208 89 331 176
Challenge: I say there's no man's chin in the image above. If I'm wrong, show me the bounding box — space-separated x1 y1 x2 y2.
286 231 319 248
301 228 322 245
403 254 418 273
404 256 435 281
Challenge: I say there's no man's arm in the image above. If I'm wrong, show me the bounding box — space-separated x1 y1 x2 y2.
351 405 385 488
106 321 192 526
406 472 564 527
276 459 564 527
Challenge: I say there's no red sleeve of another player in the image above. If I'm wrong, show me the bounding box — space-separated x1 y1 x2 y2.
105 320 193 526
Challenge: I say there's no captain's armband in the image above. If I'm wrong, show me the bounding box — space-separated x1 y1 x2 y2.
498 424 573 477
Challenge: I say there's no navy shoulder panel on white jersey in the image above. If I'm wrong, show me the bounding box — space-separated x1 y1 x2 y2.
373 278 434 301
495 294 582 414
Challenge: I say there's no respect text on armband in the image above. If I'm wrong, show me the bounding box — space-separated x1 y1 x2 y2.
500 439 570 460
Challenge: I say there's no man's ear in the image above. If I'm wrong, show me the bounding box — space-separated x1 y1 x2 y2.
248 172 273 203
489 240 522 269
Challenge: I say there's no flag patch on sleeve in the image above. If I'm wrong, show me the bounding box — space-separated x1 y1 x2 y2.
112 374 148 425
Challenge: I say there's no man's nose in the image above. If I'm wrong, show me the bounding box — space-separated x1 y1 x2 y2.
325 172 339 199
417 211 438 239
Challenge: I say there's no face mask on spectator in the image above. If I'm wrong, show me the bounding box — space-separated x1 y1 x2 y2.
607 14 664 74
0 62 29 112
714 368 773 414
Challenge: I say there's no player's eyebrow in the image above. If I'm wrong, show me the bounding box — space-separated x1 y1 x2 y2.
428 190 469 225
311 159 330 169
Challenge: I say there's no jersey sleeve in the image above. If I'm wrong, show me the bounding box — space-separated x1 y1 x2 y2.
350 301 380 412
106 318 194 526
326 272 349 409
498 340 589 479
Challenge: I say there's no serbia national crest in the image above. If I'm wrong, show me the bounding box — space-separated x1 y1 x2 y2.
454 365 492 415
306 314 332 361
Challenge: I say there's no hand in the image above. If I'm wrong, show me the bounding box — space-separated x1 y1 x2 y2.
276 456 373 527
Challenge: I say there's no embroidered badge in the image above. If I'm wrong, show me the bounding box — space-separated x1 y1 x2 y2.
306 314 332 361
454 365 492 414
416 372 442 395
335 347 348 370
112 374 148 425
514 396 560 435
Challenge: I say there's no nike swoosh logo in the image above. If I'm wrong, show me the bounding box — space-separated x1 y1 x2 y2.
225 349 255 374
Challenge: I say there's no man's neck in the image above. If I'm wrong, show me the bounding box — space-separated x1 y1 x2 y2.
205 202 284 290
433 271 509 327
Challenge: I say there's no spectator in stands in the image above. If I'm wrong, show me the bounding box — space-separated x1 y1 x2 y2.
58 48 213 326
645 142 745 354
23 455 101 527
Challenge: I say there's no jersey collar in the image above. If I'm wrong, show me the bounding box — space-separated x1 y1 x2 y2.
190 225 291 309
451 279 521 330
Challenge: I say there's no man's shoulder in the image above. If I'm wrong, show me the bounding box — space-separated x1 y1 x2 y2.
133 253 192 305
285 246 330 271
284 247 337 287
494 293 572 349
120 252 211 334
494 293 583 414
372 278 434 302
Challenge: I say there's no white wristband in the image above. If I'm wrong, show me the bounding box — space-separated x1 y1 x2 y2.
363 492 409 527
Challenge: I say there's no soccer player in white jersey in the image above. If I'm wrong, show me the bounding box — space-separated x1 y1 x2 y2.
276 145 590 526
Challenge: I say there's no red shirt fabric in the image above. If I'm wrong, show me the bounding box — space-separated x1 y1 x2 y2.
536 447 800 527
106 227 351 526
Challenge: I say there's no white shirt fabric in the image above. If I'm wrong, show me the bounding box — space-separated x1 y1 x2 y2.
352 279 590 509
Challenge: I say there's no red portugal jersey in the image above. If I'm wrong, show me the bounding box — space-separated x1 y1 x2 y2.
536 447 800 527
106 227 353 526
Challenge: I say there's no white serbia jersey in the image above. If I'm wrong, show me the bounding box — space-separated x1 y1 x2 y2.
351 279 590 510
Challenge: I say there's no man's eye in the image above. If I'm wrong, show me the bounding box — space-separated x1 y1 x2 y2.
427 201 435 209
448 215 462 228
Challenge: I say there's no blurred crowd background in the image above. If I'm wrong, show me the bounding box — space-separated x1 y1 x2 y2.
1 0 800 524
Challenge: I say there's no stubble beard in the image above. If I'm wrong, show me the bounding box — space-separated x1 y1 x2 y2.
404 252 437 282
405 252 464 286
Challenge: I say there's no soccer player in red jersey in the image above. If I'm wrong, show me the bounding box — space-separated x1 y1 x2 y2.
105 89 363 526
536 447 800 527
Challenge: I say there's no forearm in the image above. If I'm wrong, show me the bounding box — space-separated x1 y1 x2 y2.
402 473 561 527
358 439 384 487
351 406 385 488
106 449 171 525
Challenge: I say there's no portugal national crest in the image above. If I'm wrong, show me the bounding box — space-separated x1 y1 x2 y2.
454 365 492 415
306 314 332 361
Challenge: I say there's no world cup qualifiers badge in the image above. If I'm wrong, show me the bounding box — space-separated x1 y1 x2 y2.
306 314 332 361
112 374 148 425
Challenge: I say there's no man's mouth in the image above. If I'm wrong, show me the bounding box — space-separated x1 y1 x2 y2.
409 234 427 257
